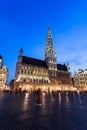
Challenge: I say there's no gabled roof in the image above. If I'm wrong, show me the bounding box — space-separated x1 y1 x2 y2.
22 56 47 68
57 64 68 71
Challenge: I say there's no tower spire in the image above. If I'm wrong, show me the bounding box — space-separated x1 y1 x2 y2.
48 26 52 37
45 27 57 71
46 26 53 47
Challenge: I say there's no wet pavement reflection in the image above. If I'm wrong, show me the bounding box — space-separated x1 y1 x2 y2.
0 92 87 130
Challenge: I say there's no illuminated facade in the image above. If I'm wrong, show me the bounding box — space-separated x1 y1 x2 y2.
74 69 87 91
14 27 72 91
0 55 8 91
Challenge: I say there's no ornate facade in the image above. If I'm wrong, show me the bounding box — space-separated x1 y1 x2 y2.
74 69 87 91
0 55 8 92
14 27 72 92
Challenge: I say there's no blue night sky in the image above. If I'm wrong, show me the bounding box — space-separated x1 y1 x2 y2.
0 0 87 82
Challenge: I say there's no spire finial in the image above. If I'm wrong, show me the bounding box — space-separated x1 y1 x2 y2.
48 26 51 31
48 26 52 34
19 48 23 56
67 61 69 65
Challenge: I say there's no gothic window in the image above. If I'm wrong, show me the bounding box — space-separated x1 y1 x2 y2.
41 80 43 83
54 59 55 62
31 71 33 75
36 79 38 83
24 78 26 82
21 70 23 74
43 80 44 84
33 79 35 82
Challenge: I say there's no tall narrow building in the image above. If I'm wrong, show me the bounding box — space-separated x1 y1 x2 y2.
14 27 72 92
45 27 57 84
0 55 8 91
73 69 87 91
45 27 57 71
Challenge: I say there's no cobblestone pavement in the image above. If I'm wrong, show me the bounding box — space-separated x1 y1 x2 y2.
0 92 87 130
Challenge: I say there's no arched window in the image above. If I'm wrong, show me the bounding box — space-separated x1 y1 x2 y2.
21 70 23 74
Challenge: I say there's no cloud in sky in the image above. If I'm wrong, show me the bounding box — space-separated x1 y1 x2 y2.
54 25 87 73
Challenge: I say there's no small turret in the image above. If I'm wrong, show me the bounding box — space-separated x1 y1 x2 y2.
66 61 70 72
0 55 3 69
18 48 23 63
19 48 23 56
74 70 76 75
78 68 83 73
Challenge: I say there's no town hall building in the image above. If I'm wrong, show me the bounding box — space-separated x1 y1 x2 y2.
14 27 72 92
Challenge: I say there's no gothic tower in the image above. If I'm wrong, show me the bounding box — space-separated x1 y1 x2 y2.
45 27 57 71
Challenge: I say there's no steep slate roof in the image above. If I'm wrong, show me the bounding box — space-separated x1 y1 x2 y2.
22 56 47 68
22 56 68 71
57 64 68 71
